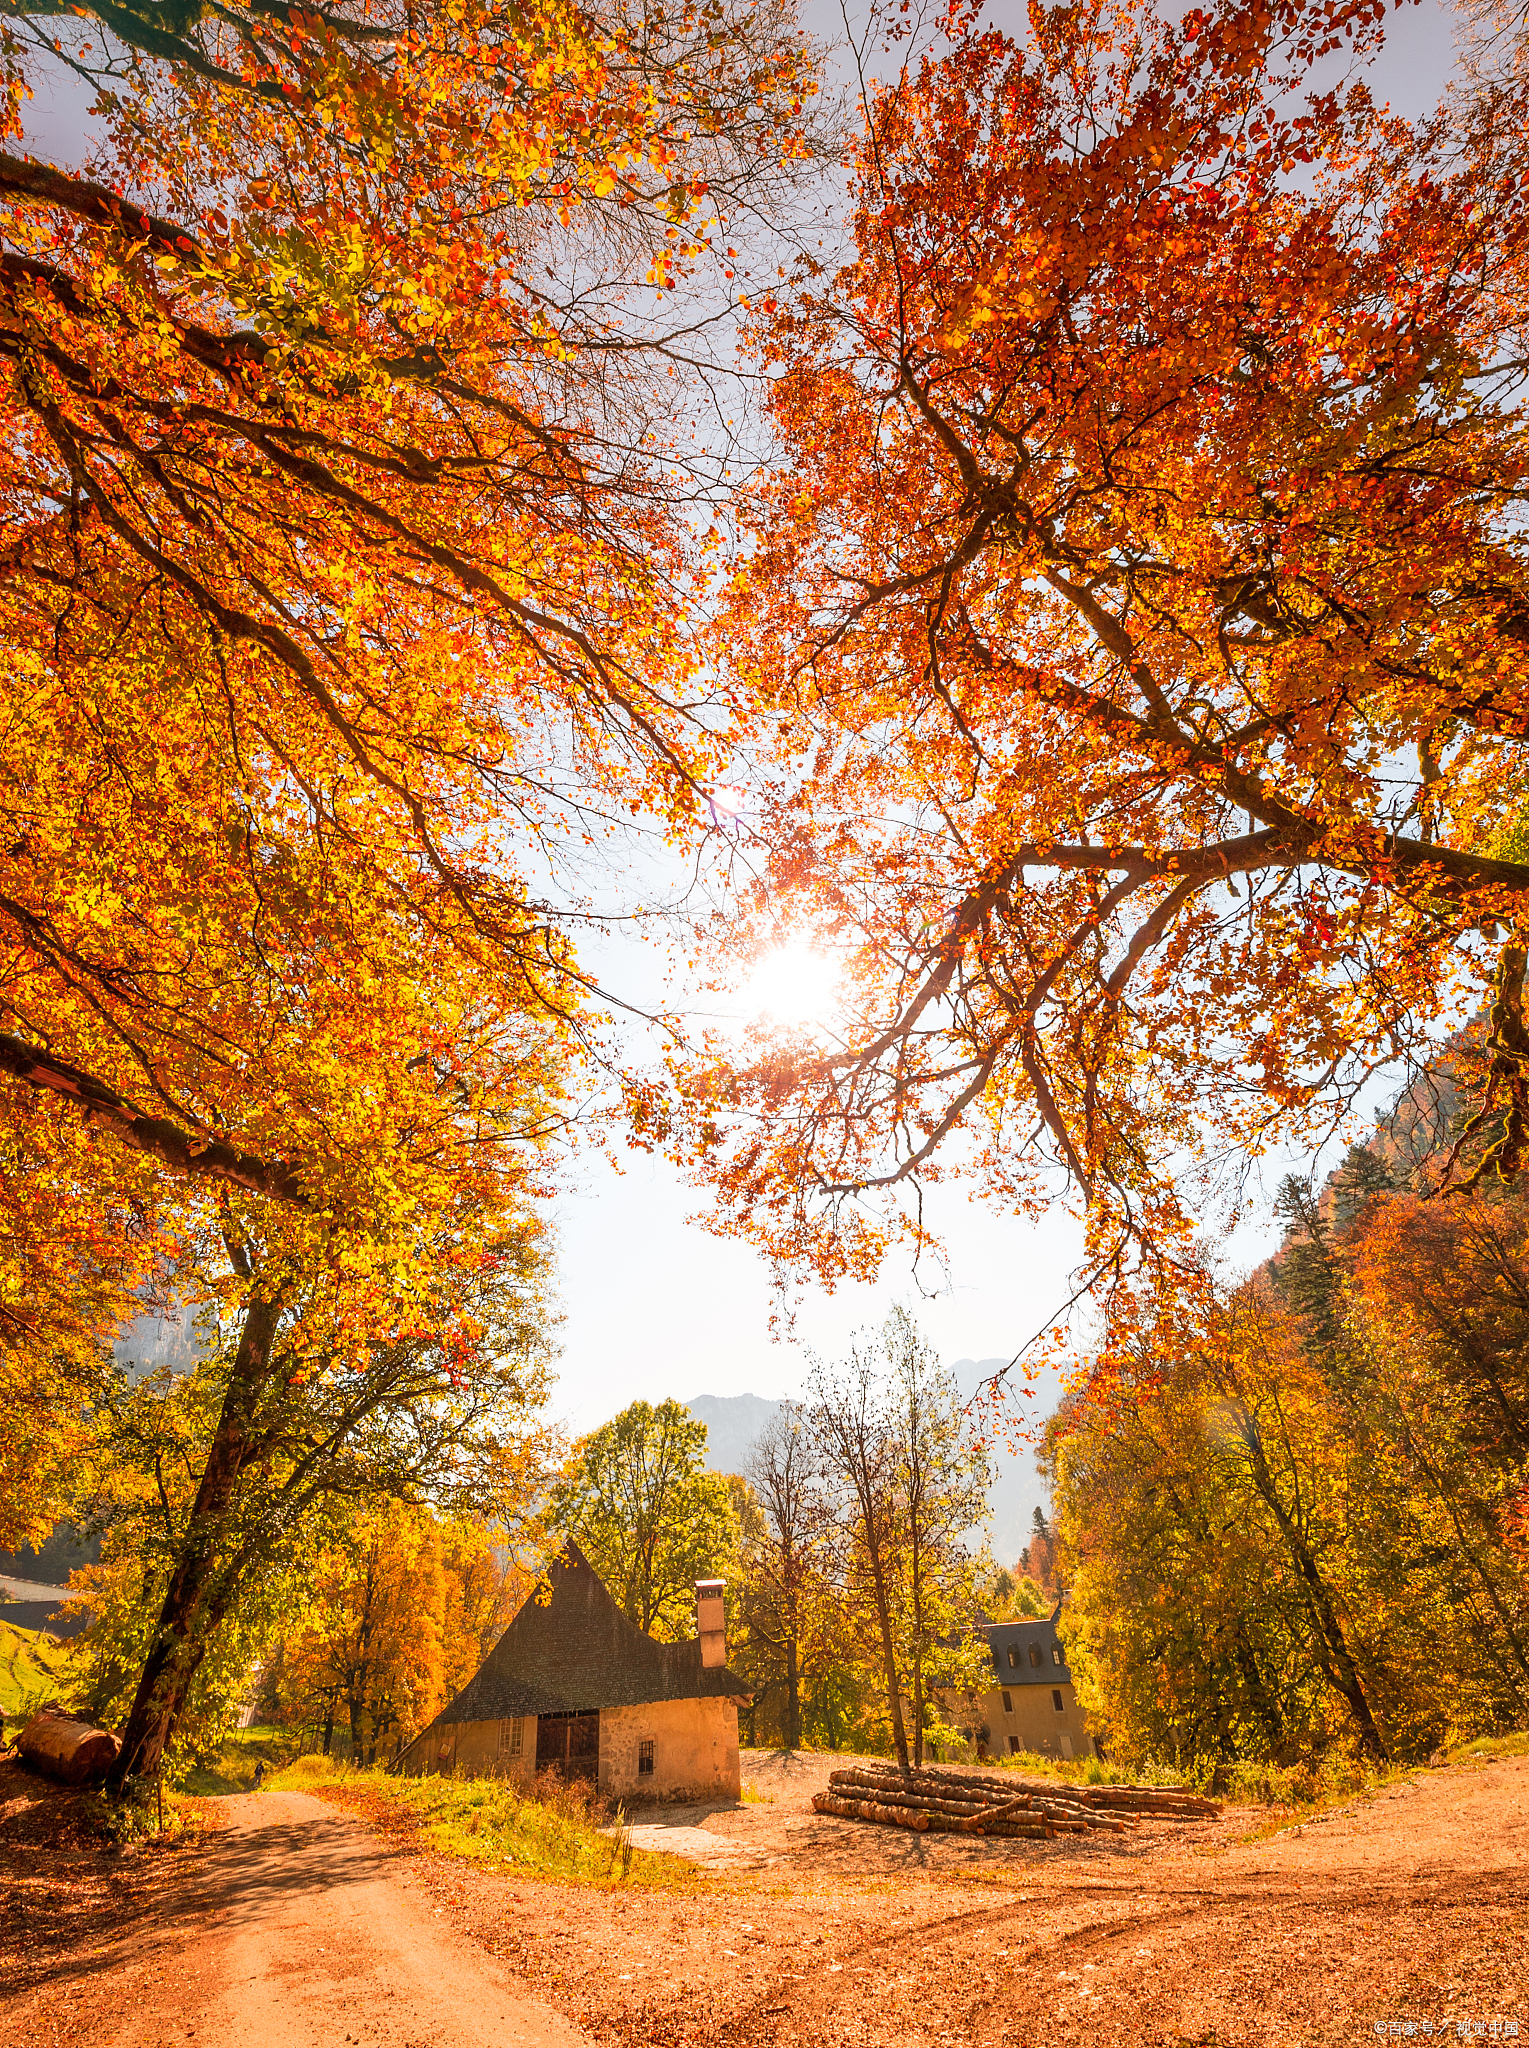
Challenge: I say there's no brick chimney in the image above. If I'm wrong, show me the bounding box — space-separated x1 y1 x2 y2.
696 1579 726 1669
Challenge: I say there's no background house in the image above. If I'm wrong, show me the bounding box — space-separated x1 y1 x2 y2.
966 1614 1098 1761
394 1542 751 1802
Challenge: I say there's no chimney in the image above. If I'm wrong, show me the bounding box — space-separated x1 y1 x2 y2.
696 1579 726 1669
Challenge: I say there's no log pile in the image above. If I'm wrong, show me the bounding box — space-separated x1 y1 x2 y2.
15 1704 122 1786
812 1763 1219 1839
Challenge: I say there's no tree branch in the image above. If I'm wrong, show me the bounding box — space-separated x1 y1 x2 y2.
0 1029 307 1204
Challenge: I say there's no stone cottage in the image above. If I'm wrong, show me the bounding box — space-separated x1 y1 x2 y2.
394 1541 750 1802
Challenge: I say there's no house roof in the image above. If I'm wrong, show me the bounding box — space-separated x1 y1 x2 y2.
983 1616 1073 1686
426 1540 752 1726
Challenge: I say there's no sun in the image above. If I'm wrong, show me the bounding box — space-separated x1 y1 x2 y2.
740 937 842 1030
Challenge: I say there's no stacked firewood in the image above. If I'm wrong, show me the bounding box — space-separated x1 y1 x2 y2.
812 1763 1219 1839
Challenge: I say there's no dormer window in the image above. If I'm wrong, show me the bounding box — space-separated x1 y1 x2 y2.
1029 1643 1043 1668
1007 1646 1020 1669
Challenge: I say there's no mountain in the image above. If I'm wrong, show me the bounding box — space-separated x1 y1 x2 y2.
685 1366 1053 1567
684 1393 786 1478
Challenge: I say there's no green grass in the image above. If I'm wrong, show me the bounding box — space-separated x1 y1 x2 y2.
1443 1730 1529 1765
0 1620 76 1720
268 1753 702 1889
174 1723 305 1794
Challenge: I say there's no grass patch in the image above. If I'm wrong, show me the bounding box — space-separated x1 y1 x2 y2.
0 1620 76 1720
270 1754 701 1889
958 1749 1135 1786
173 1723 303 1796
1443 1729 1529 1764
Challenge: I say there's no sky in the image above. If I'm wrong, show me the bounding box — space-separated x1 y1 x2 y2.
545 0 1469 1438
20 0 1469 1454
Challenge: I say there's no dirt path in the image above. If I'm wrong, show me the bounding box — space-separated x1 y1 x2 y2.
452 1750 1529 2047
4 1753 1527 2046
4 1789 589 2048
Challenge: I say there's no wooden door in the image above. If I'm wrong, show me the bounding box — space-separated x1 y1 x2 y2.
535 1710 599 1780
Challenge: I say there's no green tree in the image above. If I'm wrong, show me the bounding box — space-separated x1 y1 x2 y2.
806 1308 989 1776
554 1400 739 1639
889 1311 991 1767
87 1209 555 1790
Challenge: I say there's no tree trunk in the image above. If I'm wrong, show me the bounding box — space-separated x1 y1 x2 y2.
105 1291 283 1791
1241 1437 1390 1761
322 1697 335 1756
912 1654 925 1769
867 1555 911 1776
785 1635 801 1752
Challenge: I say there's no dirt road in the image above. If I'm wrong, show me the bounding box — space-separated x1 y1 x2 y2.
3 1789 588 2048
4 1753 1527 2047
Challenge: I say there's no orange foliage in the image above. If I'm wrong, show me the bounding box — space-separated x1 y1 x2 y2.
677 0 1529 1328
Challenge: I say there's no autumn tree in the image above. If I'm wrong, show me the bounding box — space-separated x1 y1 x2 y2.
674 0 1529 1319
887 1309 990 1765
276 1507 521 1764
553 1399 739 1638
1052 1118 1529 1769
739 1402 830 1750
0 0 819 1785
805 1308 987 1775
72 1214 555 1786
804 1335 915 1773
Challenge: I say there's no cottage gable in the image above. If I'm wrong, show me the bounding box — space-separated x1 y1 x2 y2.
431 1539 750 1725
399 1541 750 1802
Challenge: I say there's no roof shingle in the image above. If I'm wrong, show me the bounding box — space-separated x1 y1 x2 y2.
432 1539 751 1723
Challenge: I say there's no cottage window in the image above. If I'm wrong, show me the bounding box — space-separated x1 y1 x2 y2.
1007 1646 1020 1669
1052 1689 1065 1713
1029 1643 1043 1668
499 1718 522 1755
638 1739 655 1776
1052 1646 1064 1666
1008 1736 1020 1755
1001 1690 1013 1714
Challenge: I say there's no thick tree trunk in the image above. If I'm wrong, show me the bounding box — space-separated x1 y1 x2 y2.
785 1635 801 1752
105 1291 283 1791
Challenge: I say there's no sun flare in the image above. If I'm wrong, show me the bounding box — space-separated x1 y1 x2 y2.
741 938 842 1030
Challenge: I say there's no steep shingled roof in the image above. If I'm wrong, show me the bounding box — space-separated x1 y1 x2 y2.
430 1540 751 1724
984 1617 1073 1686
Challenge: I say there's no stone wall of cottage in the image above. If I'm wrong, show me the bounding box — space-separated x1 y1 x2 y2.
396 1696 741 1799
598 1696 741 1803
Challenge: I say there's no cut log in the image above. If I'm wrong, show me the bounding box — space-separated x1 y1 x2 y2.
814 1793 931 1830
824 1763 1209 1826
813 1791 1053 1838
16 1705 122 1786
